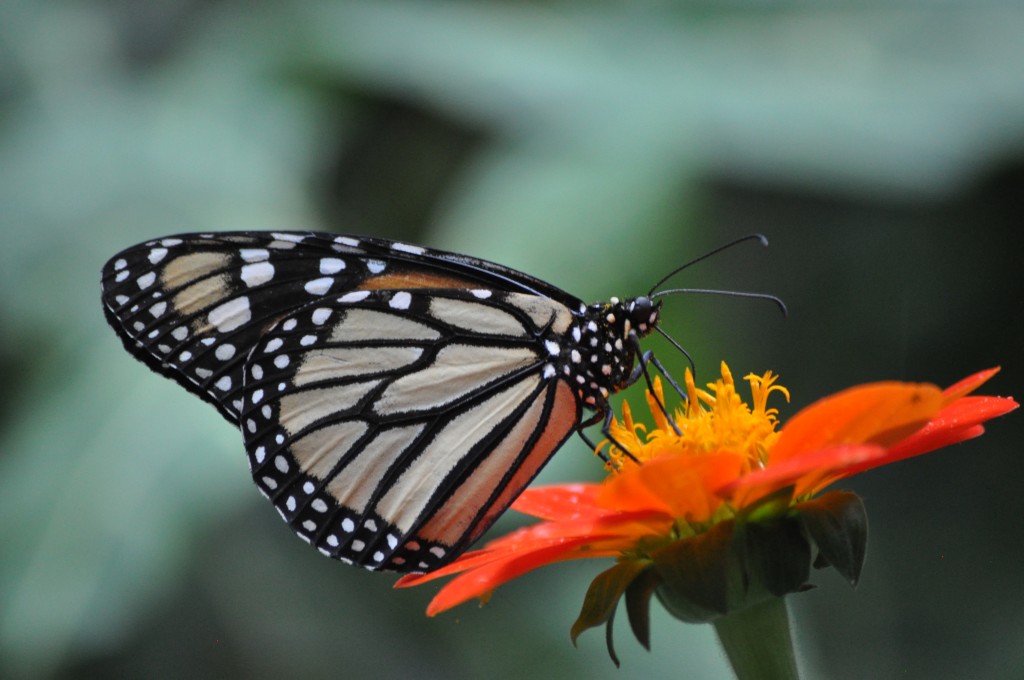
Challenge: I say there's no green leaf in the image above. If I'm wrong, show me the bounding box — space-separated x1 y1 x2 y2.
570 559 650 647
795 491 868 586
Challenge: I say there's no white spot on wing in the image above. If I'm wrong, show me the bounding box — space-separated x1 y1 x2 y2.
319 258 346 274
148 248 168 264
339 291 370 303
311 308 332 325
137 272 156 289
240 248 269 262
241 261 275 287
304 277 333 295
366 260 386 274
389 292 412 310
392 242 426 255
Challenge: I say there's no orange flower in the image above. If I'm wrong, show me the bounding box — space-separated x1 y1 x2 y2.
397 364 1016 620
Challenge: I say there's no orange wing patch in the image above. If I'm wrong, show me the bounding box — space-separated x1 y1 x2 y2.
358 271 481 291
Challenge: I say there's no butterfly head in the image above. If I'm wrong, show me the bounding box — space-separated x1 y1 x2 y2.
623 295 661 339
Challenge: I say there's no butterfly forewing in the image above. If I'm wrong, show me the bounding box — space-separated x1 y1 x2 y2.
100 232 574 424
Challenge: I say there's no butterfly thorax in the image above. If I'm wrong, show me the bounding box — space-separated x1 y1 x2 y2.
556 295 662 410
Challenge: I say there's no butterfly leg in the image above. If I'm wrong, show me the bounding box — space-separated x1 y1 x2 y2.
575 407 640 464
623 335 683 437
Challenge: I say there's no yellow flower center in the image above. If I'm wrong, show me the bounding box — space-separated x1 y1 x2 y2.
605 361 790 474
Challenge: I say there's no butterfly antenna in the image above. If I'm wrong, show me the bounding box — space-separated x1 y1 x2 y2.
651 287 788 317
647 233 769 296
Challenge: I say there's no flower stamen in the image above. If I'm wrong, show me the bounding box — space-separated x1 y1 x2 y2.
605 362 789 479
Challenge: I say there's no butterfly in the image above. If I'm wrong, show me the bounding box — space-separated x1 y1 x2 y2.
101 231 773 573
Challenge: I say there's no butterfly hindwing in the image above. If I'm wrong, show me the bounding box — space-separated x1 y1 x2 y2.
239 287 581 571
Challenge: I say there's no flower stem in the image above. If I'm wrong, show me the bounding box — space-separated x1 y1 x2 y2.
711 597 799 680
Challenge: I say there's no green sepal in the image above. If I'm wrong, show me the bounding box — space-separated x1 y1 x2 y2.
570 559 651 648
605 597 620 667
734 517 811 598
624 565 663 650
650 520 740 622
794 490 868 586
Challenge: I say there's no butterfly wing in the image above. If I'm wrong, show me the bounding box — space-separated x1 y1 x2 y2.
242 288 581 571
102 231 587 572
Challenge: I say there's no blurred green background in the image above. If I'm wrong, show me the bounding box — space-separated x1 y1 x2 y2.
2 2 1022 678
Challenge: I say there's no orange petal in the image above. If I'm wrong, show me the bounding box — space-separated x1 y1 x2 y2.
724 444 886 508
841 394 1017 476
942 367 1000 403
511 484 605 521
770 382 944 465
419 535 616 616
599 452 743 522
395 508 669 590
